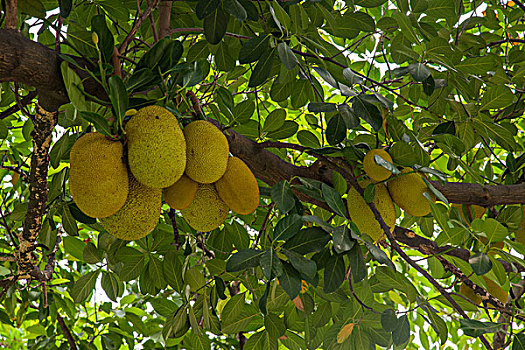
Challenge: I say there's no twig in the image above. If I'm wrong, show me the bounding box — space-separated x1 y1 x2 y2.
145 0 159 42
57 313 78 350
5 0 17 30
118 0 161 55
168 209 181 249
0 91 37 120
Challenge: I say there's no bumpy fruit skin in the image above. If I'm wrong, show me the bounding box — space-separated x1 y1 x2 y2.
69 132 128 218
215 157 259 215
181 184 229 232
459 283 482 305
125 105 186 188
387 168 433 217
183 120 229 184
163 174 198 210
363 149 393 182
346 180 396 242
100 176 162 240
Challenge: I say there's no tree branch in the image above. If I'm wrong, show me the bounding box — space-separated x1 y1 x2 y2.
119 0 160 55
158 1 173 38
4 0 17 30
16 105 57 278
57 313 78 350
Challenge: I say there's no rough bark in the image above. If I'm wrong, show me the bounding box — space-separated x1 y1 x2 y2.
16 105 57 277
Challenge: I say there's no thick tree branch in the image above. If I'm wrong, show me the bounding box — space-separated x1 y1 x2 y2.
158 1 173 38
5 0 17 30
16 105 57 278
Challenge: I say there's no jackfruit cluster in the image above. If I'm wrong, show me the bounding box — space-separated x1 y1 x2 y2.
69 107 260 239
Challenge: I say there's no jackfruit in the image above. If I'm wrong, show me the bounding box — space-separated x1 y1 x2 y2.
459 283 481 305
387 168 434 217
215 157 259 215
100 175 162 240
125 105 186 188
164 174 198 210
69 132 128 218
183 120 229 184
363 149 393 182
181 184 229 232
453 204 486 222
346 180 396 242
484 276 508 304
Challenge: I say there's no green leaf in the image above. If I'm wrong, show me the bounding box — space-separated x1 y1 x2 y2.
352 96 382 131
61 205 78 236
260 249 283 280
271 180 296 214
163 251 184 292
71 271 99 303
239 35 270 64
459 319 503 337
0 120 7 140
472 218 508 243
345 11 376 32
265 313 285 339
267 120 299 139
243 331 269 350
269 0 291 32
221 293 261 333
248 49 275 87
332 226 354 254
282 249 317 280
283 227 331 254
348 243 366 283
259 283 270 315
150 298 178 317
63 236 85 260
224 221 250 250
148 256 165 289
224 0 247 21
323 253 345 293
196 0 219 20
277 42 298 70
479 85 515 110
381 309 398 332
426 308 448 345
273 214 303 241
456 55 498 75
408 63 431 82
204 8 229 44
338 104 360 129
278 261 302 299
116 247 146 281
392 315 410 345
233 99 255 123
365 242 396 270
108 75 128 124
79 112 112 137
469 252 492 276
226 249 264 272
513 333 525 350
263 109 286 133
91 14 114 63
326 113 347 145
101 272 122 302
83 242 103 264
392 11 419 44
297 130 321 148
321 183 347 218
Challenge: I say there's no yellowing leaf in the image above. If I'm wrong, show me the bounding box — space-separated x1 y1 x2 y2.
337 323 356 343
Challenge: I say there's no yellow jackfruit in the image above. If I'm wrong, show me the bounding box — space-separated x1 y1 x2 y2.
181 184 229 232
459 283 482 305
163 174 198 210
125 105 186 188
215 157 259 215
387 168 434 217
100 175 162 240
363 149 393 182
69 132 128 218
346 180 396 242
183 120 229 184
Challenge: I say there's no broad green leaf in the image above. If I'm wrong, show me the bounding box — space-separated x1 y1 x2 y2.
264 313 285 339
224 0 247 21
282 249 317 280
248 49 275 87
239 35 270 64
71 271 99 303
332 226 354 254
226 249 264 272
116 246 146 281
263 109 286 133
204 8 229 44
267 120 298 139
273 214 303 241
381 309 398 332
277 42 298 70
392 315 410 345
271 180 296 213
164 251 184 292
108 75 128 123
260 249 283 280
348 243 366 283
479 85 515 110
323 254 345 293
321 183 347 218
459 319 503 337
278 261 302 299
469 252 492 276
101 272 122 302
297 130 321 148
282 227 331 254
326 113 347 145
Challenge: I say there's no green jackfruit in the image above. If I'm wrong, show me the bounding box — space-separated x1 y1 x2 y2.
346 180 396 242
100 175 162 240
215 157 259 215
125 105 186 188
164 174 198 210
181 184 229 232
69 132 128 218
363 149 393 182
387 168 434 217
183 120 229 184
